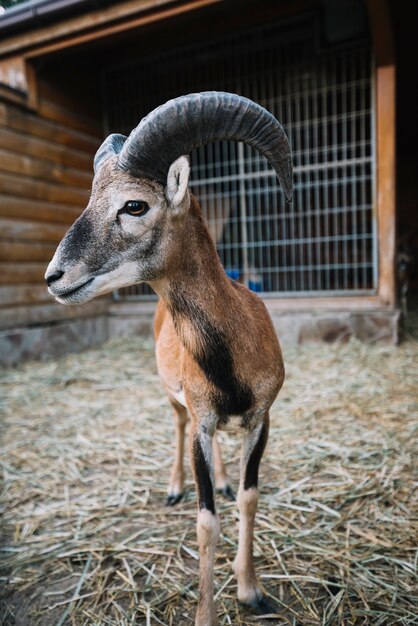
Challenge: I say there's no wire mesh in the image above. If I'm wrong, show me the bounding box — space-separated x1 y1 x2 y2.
102 14 376 299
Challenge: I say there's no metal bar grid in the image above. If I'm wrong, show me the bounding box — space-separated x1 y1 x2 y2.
103 15 376 300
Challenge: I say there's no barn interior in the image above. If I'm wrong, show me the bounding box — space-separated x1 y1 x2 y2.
0 0 416 365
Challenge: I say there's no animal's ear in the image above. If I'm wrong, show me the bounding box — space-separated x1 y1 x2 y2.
166 155 190 215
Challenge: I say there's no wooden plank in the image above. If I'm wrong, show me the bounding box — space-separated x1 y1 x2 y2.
0 241 57 262
0 195 81 224
376 64 396 307
0 217 68 242
0 102 100 153
0 148 92 188
0 262 47 284
0 172 89 206
0 127 93 170
0 284 52 306
0 299 109 330
0 84 28 107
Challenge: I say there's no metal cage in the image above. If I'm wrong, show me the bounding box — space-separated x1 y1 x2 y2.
102 14 376 300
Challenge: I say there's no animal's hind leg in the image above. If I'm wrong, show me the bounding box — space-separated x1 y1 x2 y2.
213 435 235 500
233 414 272 612
166 396 188 505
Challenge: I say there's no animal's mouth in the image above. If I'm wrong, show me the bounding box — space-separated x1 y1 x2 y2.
50 278 95 304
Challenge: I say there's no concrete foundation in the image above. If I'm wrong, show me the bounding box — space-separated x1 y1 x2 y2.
271 309 400 346
0 316 109 367
108 302 400 347
0 301 400 367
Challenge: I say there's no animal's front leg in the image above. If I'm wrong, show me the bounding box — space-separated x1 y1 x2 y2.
233 415 273 613
190 420 219 626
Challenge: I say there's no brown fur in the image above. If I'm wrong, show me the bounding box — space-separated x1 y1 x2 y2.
153 196 284 625
46 158 285 626
233 486 263 604
153 196 284 419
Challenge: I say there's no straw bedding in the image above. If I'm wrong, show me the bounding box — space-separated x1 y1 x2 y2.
0 324 417 625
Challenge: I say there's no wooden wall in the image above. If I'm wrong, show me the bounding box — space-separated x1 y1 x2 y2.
0 84 106 332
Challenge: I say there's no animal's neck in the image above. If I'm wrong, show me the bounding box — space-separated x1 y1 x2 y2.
152 197 254 416
152 197 238 352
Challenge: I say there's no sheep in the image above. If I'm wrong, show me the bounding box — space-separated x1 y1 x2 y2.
45 91 293 626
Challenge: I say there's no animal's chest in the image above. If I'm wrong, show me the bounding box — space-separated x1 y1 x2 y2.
182 341 255 419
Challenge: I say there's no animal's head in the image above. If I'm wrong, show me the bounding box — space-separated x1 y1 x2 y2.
45 92 293 304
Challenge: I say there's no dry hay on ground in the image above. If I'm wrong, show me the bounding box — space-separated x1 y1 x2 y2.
0 331 417 625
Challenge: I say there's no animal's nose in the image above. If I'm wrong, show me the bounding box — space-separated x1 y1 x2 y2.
45 269 64 286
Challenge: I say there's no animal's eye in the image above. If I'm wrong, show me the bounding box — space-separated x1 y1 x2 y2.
124 200 149 216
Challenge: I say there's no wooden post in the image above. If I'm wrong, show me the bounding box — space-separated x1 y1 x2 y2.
376 64 396 306
367 0 397 307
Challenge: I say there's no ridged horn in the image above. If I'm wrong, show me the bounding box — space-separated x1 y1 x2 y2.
117 91 293 202
94 133 127 174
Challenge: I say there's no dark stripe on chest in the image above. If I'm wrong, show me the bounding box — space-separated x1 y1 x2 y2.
169 290 254 418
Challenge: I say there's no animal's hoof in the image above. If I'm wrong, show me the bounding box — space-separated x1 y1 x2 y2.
217 484 235 501
166 493 183 506
248 596 279 616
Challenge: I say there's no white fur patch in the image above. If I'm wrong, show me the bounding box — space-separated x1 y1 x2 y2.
171 388 187 408
197 509 220 545
93 262 139 295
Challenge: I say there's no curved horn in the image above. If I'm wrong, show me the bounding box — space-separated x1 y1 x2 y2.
94 133 127 174
117 92 293 202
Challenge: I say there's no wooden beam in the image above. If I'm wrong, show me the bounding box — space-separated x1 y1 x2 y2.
0 0 216 58
376 63 396 307
366 0 395 66
367 0 396 307
0 0 178 57
28 0 223 59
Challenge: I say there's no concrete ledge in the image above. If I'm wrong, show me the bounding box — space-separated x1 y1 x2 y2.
0 315 109 367
0 301 400 367
270 309 400 347
108 301 155 339
108 301 400 347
